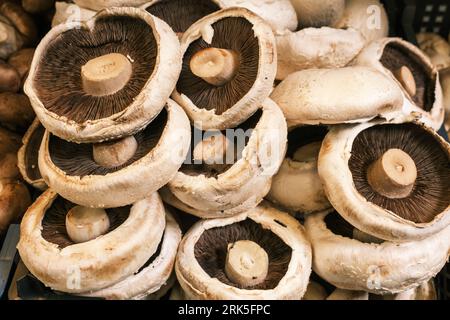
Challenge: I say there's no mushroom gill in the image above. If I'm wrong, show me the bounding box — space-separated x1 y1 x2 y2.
23 122 45 182
33 15 157 123
176 17 259 115
380 42 435 112
349 123 450 223
194 219 292 290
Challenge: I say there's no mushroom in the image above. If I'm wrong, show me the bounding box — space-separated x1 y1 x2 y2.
417 33 450 70
7 48 35 88
21 0 55 14
160 99 287 218
305 209 450 294
0 14 24 59
38 100 191 208
290 0 345 28
0 92 35 132
270 66 404 127
318 121 450 242
0 179 31 234
354 38 444 130
172 8 277 130
267 125 331 214
51 1 96 27
0 59 20 93
17 118 47 190
0 2 38 46
175 203 312 299
25 7 182 143
17 190 166 293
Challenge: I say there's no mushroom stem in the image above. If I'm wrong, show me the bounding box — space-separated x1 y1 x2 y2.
189 47 240 86
225 240 269 287
393 66 416 97
65 206 110 243
93 136 137 168
193 131 229 165
367 148 417 199
81 53 132 96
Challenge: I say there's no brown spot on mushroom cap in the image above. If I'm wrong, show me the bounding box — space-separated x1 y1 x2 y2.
349 123 450 224
23 122 44 181
194 219 292 290
33 15 157 123
146 0 219 34
176 17 259 115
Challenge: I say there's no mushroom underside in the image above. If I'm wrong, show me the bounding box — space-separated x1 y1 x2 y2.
24 123 45 181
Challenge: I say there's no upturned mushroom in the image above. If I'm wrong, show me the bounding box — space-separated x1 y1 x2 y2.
291 0 345 28
161 99 287 218
267 125 331 214
25 7 182 143
271 66 404 127
305 210 450 294
17 190 166 293
173 8 277 130
38 100 190 208
175 203 312 299
354 38 444 130
318 121 450 242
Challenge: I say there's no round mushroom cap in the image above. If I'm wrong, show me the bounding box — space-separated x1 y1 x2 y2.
275 27 365 80
0 179 31 234
25 7 182 143
353 37 445 130
270 66 404 127
74 0 149 11
161 99 287 218
318 121 450 242
176 202 312 300
305 210 450 294
39 100 190 208
17 190 166 293
52 2 97 27
291 0 345 28
173 7 277 130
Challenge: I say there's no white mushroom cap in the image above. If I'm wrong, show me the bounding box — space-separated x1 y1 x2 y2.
271 66 404 127
17 190 166 293
176 202 312 300
305 210 450 294
52 2 96 27
291 0 345 28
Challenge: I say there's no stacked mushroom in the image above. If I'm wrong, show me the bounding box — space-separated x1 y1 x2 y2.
17 7 190 299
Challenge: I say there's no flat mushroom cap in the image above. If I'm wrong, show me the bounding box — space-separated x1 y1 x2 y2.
74 0 149 11
17 190 166 293
173 8 277 130
305 210 450 294
161 99 287 218
275 27 365 80
39 100 191 208
353 37 444 130
81 211 182 300
270 66 404 127
175 203 312 300
25 7 181 143
318 121 450 242
17 118 47 190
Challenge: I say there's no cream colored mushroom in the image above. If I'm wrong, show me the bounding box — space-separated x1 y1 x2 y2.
52 2 96 27
291 0 345 28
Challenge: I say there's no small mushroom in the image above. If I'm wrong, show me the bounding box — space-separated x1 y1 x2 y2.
17 190 166 293
0 2 38 46
161 99 287 218
318 121 450 242
0 92 35 132
0 15 24 59
354 38 444 130
175 203 312 299
21 0 55 14
0 59 20 93
25 7 181 143
39 100 190 208
271 66 403 127
7 48 35 87
173 8 276 130
51 1 96 27
291 0 345 28
305 210 450 294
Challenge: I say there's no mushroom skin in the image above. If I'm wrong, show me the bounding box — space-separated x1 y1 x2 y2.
271 66 403 127
173 8 277 130
417 33 450 60
305 210 450 295
51 2 96 27
441 68 450 125
25 7 182 143
318 121 450 242
0 15 24 59
353 38 445 130
17 190 166 293
176 203 312 300
39 100 191 208
161 99 287 218
290 0 345 28
0 179 31 234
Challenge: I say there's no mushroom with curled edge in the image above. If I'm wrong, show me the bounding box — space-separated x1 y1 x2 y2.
38 101 190 208
305 210 450 294
25 7 181 143
173 8 277 130
17 190 166 294
160 99 287 219
354 38 444 130
318 121 450 242
267 125 331 214
291 0 345 28
271 66 404 128
175 203 312 300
